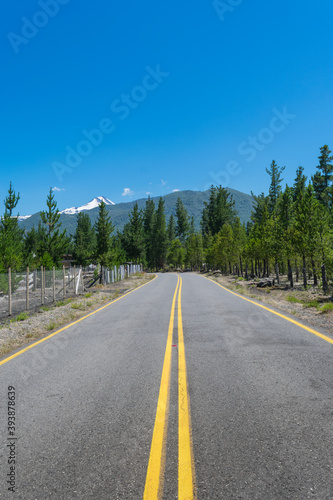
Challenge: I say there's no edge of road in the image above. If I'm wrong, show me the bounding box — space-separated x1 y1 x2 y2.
202 274 333 345
0 274 158 368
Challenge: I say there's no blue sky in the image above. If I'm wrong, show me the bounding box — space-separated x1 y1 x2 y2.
2 0 333 215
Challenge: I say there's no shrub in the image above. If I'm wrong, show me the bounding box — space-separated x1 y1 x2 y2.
320 303 333 313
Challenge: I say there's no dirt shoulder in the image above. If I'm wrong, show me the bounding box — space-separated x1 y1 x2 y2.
0 273 155 360
205 273 333 339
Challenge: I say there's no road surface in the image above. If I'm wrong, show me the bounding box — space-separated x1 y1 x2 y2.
0 273 332 499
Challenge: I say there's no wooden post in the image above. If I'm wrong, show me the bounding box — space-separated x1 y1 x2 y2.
41 265 44 305
53 266 56 302
63 265 66 299
26 266 29 311
74 265 76 295
8 267 11 316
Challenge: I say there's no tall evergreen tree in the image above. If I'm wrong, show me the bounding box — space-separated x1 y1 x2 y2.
143 196 156 269
95 201 114 267
153 198 167 270
201 185 236 236
39 188 69 266
73 212 96 267
266 160 285 213
312 145 333 209
0 182 24 269
293 166 307 201
167 214 176 242
122 202 145 263
175 197 190 242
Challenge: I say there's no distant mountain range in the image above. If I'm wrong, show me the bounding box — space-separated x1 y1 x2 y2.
18 189 254 235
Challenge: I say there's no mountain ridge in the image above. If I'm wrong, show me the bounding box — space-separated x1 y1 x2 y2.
18 188 254 235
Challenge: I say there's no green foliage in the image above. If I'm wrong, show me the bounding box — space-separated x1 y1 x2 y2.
175 197 190 242
39 188 70 266
266 160 285 213
201 186 236 237
287 296 301 303
95 201 114 267
73 212 96 267
312 145 333 209
320 303 333 313
152 198 167 270
121 202 145 263
16 313 28 321
0 182 24 269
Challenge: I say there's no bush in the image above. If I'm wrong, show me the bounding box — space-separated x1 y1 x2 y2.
320 303 333 313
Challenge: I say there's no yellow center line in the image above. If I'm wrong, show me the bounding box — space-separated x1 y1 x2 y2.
204 276 333 345
178 277 197 500
143 275 180 499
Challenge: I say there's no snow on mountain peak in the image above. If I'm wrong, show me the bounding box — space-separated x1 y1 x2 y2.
60 196 115 215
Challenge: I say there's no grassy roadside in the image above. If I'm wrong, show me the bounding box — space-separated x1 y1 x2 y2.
0 273 155 359
205 273 333 336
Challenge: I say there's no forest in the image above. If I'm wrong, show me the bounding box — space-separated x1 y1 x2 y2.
1 144 333 292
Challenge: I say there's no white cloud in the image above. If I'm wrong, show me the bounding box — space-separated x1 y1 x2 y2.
52 186 65 192
172 189 180 192
161 179 167 186
122 188 134 197
146 191 153 195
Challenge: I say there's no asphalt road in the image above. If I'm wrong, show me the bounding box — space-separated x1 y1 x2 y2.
0 273 332 499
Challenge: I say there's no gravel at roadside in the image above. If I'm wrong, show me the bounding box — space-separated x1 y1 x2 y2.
0 273 155 359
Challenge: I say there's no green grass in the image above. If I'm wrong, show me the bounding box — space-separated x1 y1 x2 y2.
287 296 302 304
56 298 72 307
320 303 333 313
46 322 56 331
40 306 50 312
84 293 92 298
303 300 320 309
71 303 85 310
16 313 29 321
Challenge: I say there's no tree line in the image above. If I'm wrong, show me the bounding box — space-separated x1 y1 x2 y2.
1 144 333 291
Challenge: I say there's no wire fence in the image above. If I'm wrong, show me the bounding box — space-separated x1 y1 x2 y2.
0 263 143 319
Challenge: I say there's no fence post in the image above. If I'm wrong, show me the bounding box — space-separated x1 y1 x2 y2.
53 266 56 302
63 265 66 299
41 265 44 305
74 265 76 295
26 266 29 311
8 267 11 316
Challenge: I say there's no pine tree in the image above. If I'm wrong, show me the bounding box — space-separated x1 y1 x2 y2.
73 212 96 267
312 145 333 209
0 182 24 269
293 166 307 201
201 186 236 236
292 185 320 288
266 160 285 213
167 214 176 242
122 202 145 263
143 196 156 269
95 201 114 268
175 197 190 242
186 233 204 270
153 198 167 270
39 188 70 266
278 185 295 286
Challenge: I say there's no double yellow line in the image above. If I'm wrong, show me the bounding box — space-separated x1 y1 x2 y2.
143 276 196 499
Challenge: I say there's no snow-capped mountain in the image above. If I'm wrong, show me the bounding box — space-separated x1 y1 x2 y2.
60 196 115 215
18 215 32 221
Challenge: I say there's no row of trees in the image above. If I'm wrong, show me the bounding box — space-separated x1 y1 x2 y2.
1 144 333 291
204 145 333 291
